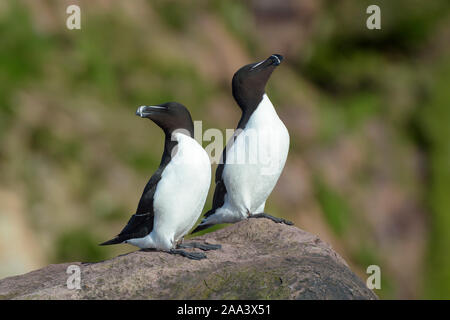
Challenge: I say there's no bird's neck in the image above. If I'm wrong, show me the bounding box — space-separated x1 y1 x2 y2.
236 92 267 130
160 134 178 167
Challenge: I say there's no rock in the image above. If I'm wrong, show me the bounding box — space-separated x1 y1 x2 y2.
0 219 377 300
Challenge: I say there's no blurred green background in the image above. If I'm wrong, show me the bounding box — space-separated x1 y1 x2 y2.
0 0 449 299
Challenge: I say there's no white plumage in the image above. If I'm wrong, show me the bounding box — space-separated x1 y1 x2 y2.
127 132 211 249
201 94 289 225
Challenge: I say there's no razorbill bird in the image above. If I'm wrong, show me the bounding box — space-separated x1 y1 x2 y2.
100 102 219 259
192 54 292 233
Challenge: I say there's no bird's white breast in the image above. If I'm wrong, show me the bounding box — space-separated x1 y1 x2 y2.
144 132 211 249
222 94 289 217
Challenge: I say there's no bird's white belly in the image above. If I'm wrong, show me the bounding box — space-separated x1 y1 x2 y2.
140 134 211 250
222 94 289 218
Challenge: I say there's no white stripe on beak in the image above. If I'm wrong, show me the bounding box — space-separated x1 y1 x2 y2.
136 105 167 117
271 54 281 65
251 60 265 70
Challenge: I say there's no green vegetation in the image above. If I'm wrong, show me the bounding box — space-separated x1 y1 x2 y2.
210 0 259 54
300 0 450 298
0 0 449 299
152 0 195 32
54 228 108 262
418 59 450 298
315 177 352 236
0 2 49 141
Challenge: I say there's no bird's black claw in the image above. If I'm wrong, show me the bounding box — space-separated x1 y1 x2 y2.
169 249 207 260
279 218 294 225
178 242 222 251
200 243 222 251
251 213 294 226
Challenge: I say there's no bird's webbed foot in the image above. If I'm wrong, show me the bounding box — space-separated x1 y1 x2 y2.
250 213 294 225
168 249 207 260
177 242 221 251
140 247 207 260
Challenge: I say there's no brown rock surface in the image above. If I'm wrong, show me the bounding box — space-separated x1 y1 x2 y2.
0 219 377 300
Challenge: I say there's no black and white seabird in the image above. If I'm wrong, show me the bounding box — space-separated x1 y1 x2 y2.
192 54 292 233
101 102 219 260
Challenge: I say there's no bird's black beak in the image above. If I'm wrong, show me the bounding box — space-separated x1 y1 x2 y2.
251 54 284 70
136 105 167 118
269 54 283 66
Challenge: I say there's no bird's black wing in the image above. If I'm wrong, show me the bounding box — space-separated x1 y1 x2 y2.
191 124 248 234
135 166 164 215
203 140 229 219
100 168 164 245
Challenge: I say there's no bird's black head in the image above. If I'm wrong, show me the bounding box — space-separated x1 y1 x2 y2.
232 54 283 112
136 102 194 137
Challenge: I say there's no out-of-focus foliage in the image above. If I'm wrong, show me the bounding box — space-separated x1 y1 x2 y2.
0 0 449 299
418 60 450 299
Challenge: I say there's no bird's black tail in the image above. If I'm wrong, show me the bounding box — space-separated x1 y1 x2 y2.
99 236 125 246
191 223 214 234
191 209 216 234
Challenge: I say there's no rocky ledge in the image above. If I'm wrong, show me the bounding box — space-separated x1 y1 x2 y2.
0 219 377 299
